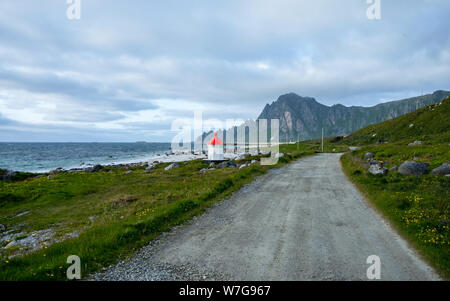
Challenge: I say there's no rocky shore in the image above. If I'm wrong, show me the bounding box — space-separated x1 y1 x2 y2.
1 149 272 181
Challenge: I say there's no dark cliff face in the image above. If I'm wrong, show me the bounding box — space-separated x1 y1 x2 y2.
257 90 450 141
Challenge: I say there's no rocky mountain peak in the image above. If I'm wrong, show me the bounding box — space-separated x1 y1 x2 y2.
257 90 450 142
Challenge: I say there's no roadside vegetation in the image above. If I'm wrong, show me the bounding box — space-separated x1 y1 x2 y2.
339 98 450 279
1 99 447 280
0 142 324 281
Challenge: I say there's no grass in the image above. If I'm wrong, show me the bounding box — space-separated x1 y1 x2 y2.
342 97 450 146
280 137 350 154
3 97 447 280
338 97 450 279
341 150 449 279
0 144 322 281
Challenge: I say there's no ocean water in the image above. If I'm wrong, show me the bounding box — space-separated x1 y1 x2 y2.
0 142 171 173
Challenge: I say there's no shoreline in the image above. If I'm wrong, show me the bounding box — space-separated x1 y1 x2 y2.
1 150 263 175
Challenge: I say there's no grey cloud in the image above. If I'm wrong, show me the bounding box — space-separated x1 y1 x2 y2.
0 66 158 113
0 0 449 141
0 113 18 126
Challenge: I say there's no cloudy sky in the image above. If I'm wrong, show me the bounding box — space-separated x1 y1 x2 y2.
0 0 449 142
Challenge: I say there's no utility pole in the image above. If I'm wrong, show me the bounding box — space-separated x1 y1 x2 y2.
321 127 324 152
257 120 260 155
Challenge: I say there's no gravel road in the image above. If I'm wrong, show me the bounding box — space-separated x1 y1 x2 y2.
91 153 441 281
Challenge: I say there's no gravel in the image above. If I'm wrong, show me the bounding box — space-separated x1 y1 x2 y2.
90 154 441 281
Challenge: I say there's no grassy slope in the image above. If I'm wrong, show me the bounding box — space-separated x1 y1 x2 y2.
0 143 325 281
339 98 450 279
343 98 450 145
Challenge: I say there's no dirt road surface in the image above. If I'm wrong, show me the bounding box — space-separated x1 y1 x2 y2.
92 153 440 281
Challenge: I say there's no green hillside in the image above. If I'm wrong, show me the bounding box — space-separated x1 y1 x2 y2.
343 97 450 145
339 97 450 279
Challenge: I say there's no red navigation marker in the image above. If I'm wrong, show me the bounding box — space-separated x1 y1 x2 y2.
208 132 224 145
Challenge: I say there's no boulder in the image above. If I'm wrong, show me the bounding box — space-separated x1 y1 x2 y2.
144 163 156 173
92 165 103 172
398 161 429 176
364 152 375 161
85 165 103 173
165 163 180 171
0 224 6 232
49 168 64 175
217 161 231 169
389 166 398 172
228 161 237 168
408 141 423 146
368 164 388 176
239 164 248 170
431 163 450 176
125 170 133 175
199 168 208 173
275 152 285 159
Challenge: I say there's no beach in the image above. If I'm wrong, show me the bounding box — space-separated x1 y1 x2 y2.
0 142 267 174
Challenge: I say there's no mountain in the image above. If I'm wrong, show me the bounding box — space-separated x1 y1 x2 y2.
257 90 450 142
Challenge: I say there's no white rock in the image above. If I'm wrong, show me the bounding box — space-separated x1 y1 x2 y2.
274 153 285 159
165 163 180 171
368 164 388 176
408 141 423 146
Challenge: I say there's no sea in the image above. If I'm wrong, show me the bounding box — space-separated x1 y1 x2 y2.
0 142 172 173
